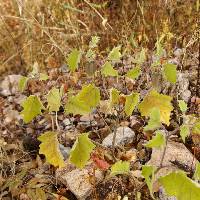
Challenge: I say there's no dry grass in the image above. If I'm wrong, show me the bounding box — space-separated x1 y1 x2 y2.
0 0 198 75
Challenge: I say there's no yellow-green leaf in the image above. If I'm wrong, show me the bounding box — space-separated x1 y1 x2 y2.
132 48 146 64
39 73 49 81
163 63 177 84
111 160 130 176
124 92 140 116
69 133 96 168
47 87 61 112
138 90 173 125
67 49 81 72
142 165 155 199
180 125 190 142
21 95 45 123
126 66 141 80
178 100 187 113
65 84 100 115
101 61 118 77
38 131 65 168
110 88 120 106
144 107 161 131
159 171 200 200
145 131 166 148
65 96 91 115
107 46 121 62
193 120 200 134
77 84 100 108
194 161 200 180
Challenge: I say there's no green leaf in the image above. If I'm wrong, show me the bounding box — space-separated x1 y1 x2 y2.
124 92 140 116
126 66 141 80
21 95 45 123
67 49 81 72
178 100 187 113
138 90 173 126
101 61 118 77
111 160 130 176
69 133 96 168
159 171 200 200
65 96 91 115
47 87 61 112
107 46 121 62
110 88 120 106
89 36 100 48
65 84 100 115
180 125 190 143
144 107 161 131
194 162 200 180
145 131 166 148
39 73 49 81
163 63 177 84
192 121 200 134
77 84 100 108
38 131 65 168
142 165 155 199
133 48 146 64
18 76 29 92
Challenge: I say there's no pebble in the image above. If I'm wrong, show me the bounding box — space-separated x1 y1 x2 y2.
102 126 135 147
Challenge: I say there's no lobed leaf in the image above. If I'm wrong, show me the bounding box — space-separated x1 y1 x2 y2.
111 160 130 176
69 133 96 168
47 87 61 112
180 125 190 142
124 92 140 116
38 131 65 168
163 63 177 84
67 49 81 72
142 165 155 199
138 90 173 125
107 46 121 62
101 61 118 77
126 66 141 80
21 95 45 123
144 107 161 131
159 171 200 200
145 131 166 148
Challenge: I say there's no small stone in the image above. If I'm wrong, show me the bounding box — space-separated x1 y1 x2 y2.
102 126 135 147
26 127 34 134
59 144 71 160
56 167 103 200
63 118 71 126
0 75 21 96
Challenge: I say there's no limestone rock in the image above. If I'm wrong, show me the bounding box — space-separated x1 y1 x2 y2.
102 126 135 147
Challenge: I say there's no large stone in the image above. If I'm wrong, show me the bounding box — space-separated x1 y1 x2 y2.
56 167 103 200
147 141 197 170
0 75 21 96
102 126 135 147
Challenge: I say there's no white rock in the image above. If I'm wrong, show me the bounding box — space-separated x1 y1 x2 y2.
102 126 135 147
63 118 71 126
148 141 197 170
57 168 103 200
0 75 21 96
